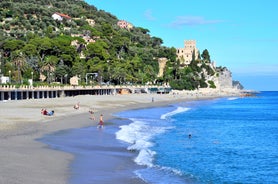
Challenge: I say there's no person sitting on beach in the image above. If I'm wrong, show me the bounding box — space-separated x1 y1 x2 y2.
47 110 54 116
97 114 104 129
73 102 80 110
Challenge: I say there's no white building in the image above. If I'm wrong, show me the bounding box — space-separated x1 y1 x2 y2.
0 76 10 84
52 12 71 21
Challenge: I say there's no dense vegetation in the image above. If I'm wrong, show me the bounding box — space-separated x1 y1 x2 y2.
0 0 218 90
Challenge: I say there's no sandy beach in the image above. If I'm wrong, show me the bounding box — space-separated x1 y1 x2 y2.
0 89 244 184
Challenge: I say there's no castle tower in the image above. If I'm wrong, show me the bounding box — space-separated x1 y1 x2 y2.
176 40 199 65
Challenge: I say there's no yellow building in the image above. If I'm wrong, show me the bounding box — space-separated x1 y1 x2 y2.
176 40 199 65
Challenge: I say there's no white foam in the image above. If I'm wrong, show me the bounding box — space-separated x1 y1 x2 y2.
127 139 153 151
227 97 238 100
160 166 183 176
160 106 190 120
134 149 156 167
116 120 146 144
116 118 169 167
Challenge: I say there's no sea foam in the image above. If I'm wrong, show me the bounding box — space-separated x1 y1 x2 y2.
116 118 170 167
160 106 190 120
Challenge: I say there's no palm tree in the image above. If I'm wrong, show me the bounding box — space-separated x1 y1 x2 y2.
111 66 126 85
40 56 58 83
143 65 155 84
136 70 147 85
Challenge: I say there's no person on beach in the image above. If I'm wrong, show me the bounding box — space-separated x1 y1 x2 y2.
47 110 54 116
97 114 104 128
41 109 48 115
89 108 95 120
73 102 80 109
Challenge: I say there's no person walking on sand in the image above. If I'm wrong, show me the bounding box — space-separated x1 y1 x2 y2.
97 114 104 129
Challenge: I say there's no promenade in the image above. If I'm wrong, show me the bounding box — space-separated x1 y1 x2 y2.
0 85 172 101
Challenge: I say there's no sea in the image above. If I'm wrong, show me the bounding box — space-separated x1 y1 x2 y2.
115 91 278 184
41 91 278 184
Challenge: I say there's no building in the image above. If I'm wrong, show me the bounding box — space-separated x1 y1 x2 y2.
71 34 96 44
52 12 71 21
176 40 199 65
117 20 133 30
0 76 9 84
86 19 95 27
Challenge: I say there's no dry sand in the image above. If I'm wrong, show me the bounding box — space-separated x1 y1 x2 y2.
0 90 243 184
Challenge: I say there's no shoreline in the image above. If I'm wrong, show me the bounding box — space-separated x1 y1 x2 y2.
0 90 246 183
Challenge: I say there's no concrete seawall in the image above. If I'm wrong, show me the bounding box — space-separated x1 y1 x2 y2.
0 85 172 101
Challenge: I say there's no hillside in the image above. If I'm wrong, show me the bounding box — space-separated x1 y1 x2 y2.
0 0 238 90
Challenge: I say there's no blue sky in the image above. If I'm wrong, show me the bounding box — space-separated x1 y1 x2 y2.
86 0 278 91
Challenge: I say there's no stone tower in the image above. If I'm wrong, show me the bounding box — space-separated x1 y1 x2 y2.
176 40 199 65
157 57 168 77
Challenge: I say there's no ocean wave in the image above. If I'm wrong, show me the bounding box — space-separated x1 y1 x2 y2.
160 106 190 120
134 149 156 167
227 97 238 100
159 165 183 176
116 118 170 167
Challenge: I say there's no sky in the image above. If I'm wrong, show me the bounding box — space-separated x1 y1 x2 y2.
86 0 278 91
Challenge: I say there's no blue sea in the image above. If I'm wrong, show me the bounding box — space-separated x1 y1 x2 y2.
40 91 278 184
115 91 278 184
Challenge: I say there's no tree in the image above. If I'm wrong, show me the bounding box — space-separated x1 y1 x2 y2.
143 65 155 84
55 61 69 84
201 49 211 62
3 39 25 52
192 49 196 62
41 55 58 83
111 65 126 85
13 51 26 84
72 60 86 82
85 40 109 60
29 37 53 63
22 43 37 57
151 36 163 47
136 70 147 85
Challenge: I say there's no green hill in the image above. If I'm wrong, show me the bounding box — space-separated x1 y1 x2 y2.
0 0 226 90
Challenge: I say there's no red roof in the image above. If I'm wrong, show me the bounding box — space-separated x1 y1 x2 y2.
54 12 71 19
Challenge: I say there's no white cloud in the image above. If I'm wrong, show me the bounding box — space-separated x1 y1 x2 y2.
144 9 156 21
169 16 223 28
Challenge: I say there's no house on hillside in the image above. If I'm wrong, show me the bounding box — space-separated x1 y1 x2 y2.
52 12 71 21
71 34 96 44
117 20 133 30
86 19 95 27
